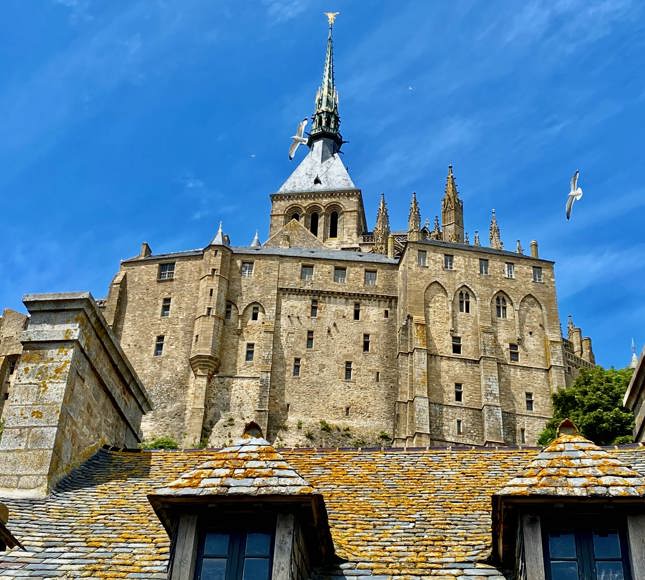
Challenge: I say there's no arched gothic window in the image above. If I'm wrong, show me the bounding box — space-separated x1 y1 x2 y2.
459 291 470 313
329 211 339 238
496 296 507 319
310 212 319 237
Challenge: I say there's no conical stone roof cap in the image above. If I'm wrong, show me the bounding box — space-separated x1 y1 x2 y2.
498 419 645 498
155 423 315 497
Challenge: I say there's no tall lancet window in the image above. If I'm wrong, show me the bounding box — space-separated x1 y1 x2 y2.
329 211 339 238
310 212 319 237
496 296 507 319
459 291 470 313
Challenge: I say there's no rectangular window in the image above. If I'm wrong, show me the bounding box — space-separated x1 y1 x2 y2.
520 428 526 444
533 266 543 283
310 299 318 318
510 343 520 362
209 288 214 297
455 383 463 403
196 530 273 580
241 261 254 278
363 333 370 353
333 267 346 283
301 265 314 281
376 371 380 382
345 406 350 416
543 524 631 580
154 335 165 356
505 262 515 279
344 361 353 380
444 254 454 270
160 297 171 317
417 250 427 267
225 303 232 320
306 330 314 349
353 302 361 321
452 336 462 355
245 343 255 362
292 358 301 377
251 305 259 320
384 309 389 319
364 270 377 286
525 391 534 412
456 419 463 435
158 262 175 281
479 258 489 275
206 307 212 317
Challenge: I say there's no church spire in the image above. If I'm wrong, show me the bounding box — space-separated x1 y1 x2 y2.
489 209 503 250
631 338 639 369
308 13 342 149
408 192 421 241
373 193 390 255
441 164 464 243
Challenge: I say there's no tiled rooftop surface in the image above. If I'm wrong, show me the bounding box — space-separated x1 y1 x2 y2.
498 433 645 498
1 443 644 578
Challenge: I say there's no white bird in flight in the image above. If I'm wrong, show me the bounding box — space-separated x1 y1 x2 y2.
566 169 583 220
288 118 308 160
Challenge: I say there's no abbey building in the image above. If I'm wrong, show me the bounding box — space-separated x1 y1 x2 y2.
0 19 594 450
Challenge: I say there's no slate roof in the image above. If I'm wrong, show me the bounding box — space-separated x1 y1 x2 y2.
154 435 314 497
1 444 644 579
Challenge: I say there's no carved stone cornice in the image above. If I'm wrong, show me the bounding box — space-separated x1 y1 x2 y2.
278 286 397 302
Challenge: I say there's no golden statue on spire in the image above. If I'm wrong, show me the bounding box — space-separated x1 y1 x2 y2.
324 11 340 26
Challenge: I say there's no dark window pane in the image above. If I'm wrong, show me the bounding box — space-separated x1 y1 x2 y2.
595 561 624 580
550 561 579 580
200 558 228 580
203 533 229 557
242 558 270 580
245 532 271 556
549 532 577 559
593 531 621 559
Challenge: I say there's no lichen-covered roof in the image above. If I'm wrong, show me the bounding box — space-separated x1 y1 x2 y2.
155 436 314 497
1 445 644 578
498 433 645 498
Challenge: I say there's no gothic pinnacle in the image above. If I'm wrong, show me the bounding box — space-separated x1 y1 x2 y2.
373 193 390 255
489 209 503 250
408 192 421 234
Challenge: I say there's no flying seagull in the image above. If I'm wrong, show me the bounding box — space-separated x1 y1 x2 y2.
288 118 308 160
566 169 583 220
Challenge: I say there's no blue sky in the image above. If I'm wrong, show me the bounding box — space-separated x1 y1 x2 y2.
1 0 644 368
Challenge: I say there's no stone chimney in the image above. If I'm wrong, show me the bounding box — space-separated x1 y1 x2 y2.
0 293 151 498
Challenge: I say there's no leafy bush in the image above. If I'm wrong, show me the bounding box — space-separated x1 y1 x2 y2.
140 436 179 450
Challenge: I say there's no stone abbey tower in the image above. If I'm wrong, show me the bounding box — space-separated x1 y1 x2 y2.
0 18 594 449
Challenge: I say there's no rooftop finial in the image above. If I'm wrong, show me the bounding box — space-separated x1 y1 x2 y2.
250 230 261 248
309 12 342 149
408 192 421 240
211 221 226 246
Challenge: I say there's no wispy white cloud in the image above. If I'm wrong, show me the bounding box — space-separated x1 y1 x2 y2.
262 0 307 24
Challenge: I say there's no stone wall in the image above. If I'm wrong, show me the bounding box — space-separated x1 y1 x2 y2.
0 293 151 498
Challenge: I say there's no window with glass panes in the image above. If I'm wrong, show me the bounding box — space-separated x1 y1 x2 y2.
310 299 318 318
479 258 489 275
533 266 543 282
158 262 175 280
300 265 314 281
333 267 346 283
417 250 427 267
444 254 454 270
241 262 254 278
160 297 171 317
196 530 274 580
364 270 377 286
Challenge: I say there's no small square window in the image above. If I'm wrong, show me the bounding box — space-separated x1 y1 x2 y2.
310 299 318 318
241 262 254 278
154 335 165 356
306 330 314 349
455 383 463 403
160 297 171 317
363 333 370 353
525 391 534 412
532 266 543 283
505 262 515 279
292 358 301 377
479 259 489 275
452 336 462 355
245 343 255 362
333 267 346 283
301 265 314 281
344 361 353 380
364 270 377 286
417 250 427 267
225 303 233 320
510 343 520 362
158 262 175 281
251 305 259 321
456 419 463 435
444 254 454 270
353 302 361 321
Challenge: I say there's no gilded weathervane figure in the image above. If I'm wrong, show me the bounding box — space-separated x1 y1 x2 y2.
324 11 340 26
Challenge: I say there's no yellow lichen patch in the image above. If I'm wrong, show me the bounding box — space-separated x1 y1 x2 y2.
31 409 43 419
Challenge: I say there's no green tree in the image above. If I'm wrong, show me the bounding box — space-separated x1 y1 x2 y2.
538 366 635 446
